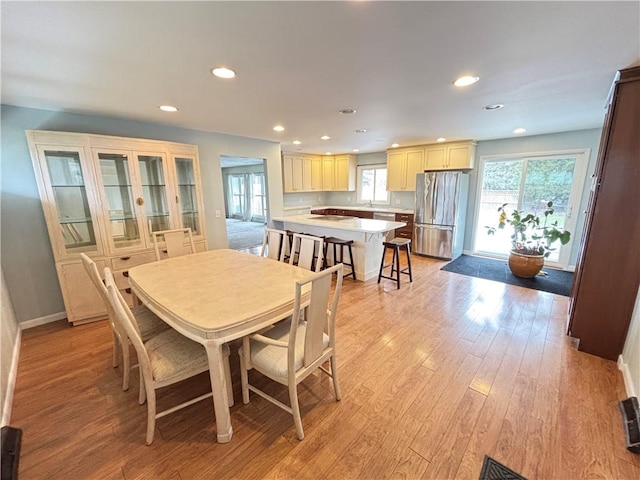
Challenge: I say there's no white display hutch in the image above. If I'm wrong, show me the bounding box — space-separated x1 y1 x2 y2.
27 130 207 325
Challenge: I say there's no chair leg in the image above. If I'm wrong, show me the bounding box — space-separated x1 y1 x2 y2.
377 246 388 283
122 341 131 391
112 331 120 368
405 244 413 282
138 372 146 405
330 355 342 401
289 382 304 440
240 338 250 405
394 247 401 289
145 387 157 445
347 243 356 280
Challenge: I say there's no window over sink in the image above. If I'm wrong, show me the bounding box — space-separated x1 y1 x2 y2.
357 164 390 205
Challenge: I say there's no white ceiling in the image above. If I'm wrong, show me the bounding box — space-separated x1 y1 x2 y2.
2 2 639 155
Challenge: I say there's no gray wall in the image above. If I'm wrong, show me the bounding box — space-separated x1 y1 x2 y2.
1 105 283 323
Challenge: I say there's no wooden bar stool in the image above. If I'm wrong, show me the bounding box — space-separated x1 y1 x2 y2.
323 237 356 280
377 238 413 289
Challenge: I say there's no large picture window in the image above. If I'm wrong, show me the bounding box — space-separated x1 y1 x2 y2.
357 165 389 205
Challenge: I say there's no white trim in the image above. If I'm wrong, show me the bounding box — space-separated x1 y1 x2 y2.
1 329 21 427
618 354 637 398
20 311 67 330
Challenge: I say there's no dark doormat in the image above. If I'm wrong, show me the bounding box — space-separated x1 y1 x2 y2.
479 455 527 480
441 254 573 296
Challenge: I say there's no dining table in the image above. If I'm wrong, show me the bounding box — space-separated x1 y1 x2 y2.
128 248 315 443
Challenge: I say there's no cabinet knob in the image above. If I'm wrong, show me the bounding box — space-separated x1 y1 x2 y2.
136 197 144 206
122 271 129 278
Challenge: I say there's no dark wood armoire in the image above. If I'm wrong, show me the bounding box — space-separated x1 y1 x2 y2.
567 66 640 361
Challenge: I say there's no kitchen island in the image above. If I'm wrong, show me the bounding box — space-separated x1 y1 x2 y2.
271 214 406 281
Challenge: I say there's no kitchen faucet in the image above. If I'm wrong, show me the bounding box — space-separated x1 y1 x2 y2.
365 200 373 207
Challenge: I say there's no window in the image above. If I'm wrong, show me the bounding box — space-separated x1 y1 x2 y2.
357 165 390 205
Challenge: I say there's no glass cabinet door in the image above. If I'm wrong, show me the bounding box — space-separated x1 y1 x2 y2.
97 152 143 249
138 154 171 234
174 157 201 235
41 148 99 253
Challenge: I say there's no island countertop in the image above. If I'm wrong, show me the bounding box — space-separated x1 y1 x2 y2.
271 214 405 234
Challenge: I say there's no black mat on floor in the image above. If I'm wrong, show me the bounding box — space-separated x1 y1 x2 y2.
479 455 527 480
441 254 573 296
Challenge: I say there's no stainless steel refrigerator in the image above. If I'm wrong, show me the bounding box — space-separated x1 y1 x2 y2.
413 171 469 260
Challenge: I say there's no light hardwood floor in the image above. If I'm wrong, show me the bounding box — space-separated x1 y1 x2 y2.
11 252 640 479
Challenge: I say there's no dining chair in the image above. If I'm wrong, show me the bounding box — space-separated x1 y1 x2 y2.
239 263 344 440
260 227 287 262
104 267 233 445
80 253 169 391
289 233 324 272
151 228 196 261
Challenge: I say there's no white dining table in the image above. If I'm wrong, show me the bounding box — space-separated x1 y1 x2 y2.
128 249 315 443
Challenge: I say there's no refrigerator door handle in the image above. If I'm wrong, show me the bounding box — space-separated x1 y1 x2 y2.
431 175 438 221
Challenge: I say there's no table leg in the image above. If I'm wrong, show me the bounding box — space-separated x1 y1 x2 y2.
205 341 233 443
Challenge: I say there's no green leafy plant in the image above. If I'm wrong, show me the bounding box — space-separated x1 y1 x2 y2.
486 201 571 257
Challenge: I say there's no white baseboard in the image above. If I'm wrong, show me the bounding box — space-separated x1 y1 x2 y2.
20 311 67 330
1 329 22 427
618 354 637 398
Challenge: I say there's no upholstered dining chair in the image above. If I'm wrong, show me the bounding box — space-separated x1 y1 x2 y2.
104 268 232 445
260 227 287 262
151 228 196 261
80 253 169 391
239 263 344 440
289 233 324 272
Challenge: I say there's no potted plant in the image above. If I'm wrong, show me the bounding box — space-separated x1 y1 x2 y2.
486 201 571 278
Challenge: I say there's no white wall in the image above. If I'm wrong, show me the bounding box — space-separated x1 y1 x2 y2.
620 287 640 398
1 268 21 426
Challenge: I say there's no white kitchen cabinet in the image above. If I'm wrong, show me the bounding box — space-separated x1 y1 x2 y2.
424 141 476 170
283 154 323 192
321 155 335 191
333 154 357 191
27 130 207 324
386 147 425 191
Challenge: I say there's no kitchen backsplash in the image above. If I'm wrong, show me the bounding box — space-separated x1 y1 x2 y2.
283 191 415 210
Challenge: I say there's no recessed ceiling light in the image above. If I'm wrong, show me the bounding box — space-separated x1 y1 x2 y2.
292 140 301 145
513 127 527 134
273 125 285 132
453 75 479 87
352 149 360 153
339 108 357 115
325 152 332 155
354 129 367 133
391 143 400 148
159 105 178 112
211 67 236 79
436 137 446 143
320 135 330 140
483 104 504 110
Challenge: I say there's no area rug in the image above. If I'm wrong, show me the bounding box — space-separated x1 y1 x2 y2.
479 455 527 480
441 254 573 296
226 219 265 250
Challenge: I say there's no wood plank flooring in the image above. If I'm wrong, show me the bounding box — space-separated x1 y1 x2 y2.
11 252 640 479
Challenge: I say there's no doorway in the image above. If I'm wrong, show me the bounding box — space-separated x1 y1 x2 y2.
472 149 589 268
221 156 267 251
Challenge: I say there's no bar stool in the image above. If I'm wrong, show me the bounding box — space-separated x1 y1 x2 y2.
378 238 413 289
323 237 356 280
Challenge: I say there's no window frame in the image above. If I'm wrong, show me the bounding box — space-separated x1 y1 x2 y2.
356 164 390 205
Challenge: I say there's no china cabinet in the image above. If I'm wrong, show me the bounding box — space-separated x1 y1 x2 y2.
27 130 207 324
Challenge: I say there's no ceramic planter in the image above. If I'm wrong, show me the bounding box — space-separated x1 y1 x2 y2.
508 251 545 278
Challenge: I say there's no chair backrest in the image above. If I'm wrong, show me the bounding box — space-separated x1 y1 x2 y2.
289 263 343 370
104 268 154 380
80 253 124 337
289 233 324 271
152 228 195 261
260 228 287 262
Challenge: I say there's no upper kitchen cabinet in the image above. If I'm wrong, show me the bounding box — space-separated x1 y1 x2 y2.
27 130 207 324
282 153 323 192
424 141 476 171
333 154 357 191
386 147 425 191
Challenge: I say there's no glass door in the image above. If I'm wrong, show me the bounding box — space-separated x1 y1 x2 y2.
174 156 201 235
473 151 588 268
96 151 144 250
250 172 266 222
38 146 102 255
137 153 171 235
